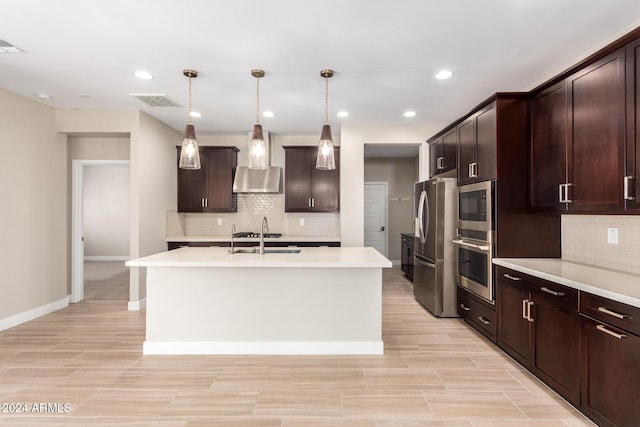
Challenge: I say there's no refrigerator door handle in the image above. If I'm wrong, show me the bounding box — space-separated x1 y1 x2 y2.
413 255 436 268
417 190 426 244
424 189 430 244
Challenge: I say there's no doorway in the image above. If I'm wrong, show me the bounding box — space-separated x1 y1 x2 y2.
364 182 388 256
71 160 130 303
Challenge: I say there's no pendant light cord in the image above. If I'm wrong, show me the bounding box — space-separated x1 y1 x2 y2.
324 77 329 125
256 76 261 124
187 75 193 125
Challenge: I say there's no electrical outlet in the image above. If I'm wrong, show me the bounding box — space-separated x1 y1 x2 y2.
299 218 305 226
217 218 223 226
607 227 618 244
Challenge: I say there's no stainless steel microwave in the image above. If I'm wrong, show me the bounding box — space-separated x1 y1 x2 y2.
458 180 495 232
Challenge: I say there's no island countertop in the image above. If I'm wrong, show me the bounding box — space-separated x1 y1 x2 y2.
127 246 392 269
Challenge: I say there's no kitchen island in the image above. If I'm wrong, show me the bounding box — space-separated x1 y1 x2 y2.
126 246 391 355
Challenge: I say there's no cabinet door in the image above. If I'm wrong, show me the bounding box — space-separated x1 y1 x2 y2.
530 82 568 211
626 38 640 210
530 292 580 406
311 147 340 212
177 148 206 212
457 117 476 185
285 147 313 212
475 103 497 182
581 316 640 427
496 278 530 366
204 148 237 212
428 139 443 178
441 128 458 173
567 48 626 211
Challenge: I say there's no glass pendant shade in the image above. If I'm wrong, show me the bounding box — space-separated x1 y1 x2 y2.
248 123 267 169
179 124 201 170
316 124 336 170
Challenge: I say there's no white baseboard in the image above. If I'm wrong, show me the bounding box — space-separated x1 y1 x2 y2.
0 297 69 332
143 340 384 355
84 256 130 261
128 298 146 311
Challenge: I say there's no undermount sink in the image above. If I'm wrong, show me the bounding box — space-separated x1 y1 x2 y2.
229 247 301 254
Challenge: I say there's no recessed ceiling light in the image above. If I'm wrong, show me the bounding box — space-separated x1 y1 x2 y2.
35 93 52 100
337 111 349 118
435 70 454 80
263 111 275 118
189 111 202 118
134 70 154 80
403 111 416 118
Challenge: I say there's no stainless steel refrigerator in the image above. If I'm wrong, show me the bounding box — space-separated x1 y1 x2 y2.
413 177 458 317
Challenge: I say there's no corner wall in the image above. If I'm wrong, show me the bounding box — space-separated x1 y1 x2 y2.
0 88 68 324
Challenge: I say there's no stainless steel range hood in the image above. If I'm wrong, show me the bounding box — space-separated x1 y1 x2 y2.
232 130 282 193
233 166 282 193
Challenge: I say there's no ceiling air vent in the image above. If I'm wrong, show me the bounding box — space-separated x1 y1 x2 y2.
0 40 22 53
130 93 179 107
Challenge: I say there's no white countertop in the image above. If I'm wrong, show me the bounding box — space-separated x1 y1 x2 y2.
166 235 341 243
127 246 391 268
493 258 640 308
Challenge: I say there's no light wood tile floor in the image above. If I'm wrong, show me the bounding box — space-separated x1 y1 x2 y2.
0 267 595 426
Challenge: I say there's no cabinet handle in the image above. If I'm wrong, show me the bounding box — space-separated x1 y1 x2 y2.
527 301 535 322
437 157 444 170
540 286 565 297
312 198 315 208
205 198 208 208
308 198 312 208
459 303 470 311
503 273 521 281
624 176 635 201
558 184 564 203
522 299 528 320
597 306 629 319
565 183 573 203
596 324 627 339
477 316 491 325
468 163 473 178
201 198 205 208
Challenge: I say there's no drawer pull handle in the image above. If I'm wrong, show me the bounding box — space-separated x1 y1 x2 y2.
597 306 629 319
503 273 521 281
596 324 627 339
477 316 491 325
459 303 470 311
522 299 528 320
540 286 565 297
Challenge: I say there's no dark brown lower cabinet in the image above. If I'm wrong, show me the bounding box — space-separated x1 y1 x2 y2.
457 286 496 343
496 266 580 406
580 293 640 427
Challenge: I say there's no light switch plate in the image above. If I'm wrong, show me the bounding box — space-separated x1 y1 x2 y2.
217 218 222 226
607 227 618 244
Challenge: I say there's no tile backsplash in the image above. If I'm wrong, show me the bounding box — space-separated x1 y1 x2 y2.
167 194 339 238
562 215 640 275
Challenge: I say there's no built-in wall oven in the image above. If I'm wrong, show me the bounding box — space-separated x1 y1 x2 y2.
454 181 495 303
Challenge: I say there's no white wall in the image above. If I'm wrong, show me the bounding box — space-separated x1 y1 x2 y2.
340 124 438 247
0 88 68 323
83 164 130 258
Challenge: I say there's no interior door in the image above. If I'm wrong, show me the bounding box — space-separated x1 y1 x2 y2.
364 182 387 256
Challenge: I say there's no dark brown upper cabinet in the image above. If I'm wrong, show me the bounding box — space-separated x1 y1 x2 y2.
284 146 340 213
177 146 239 213
456 102 498 185
428 127 457 178
626 38 640 211
530 48 628 213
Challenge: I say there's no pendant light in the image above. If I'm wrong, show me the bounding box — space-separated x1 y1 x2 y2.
248 69 267 169
316 69 335 170
178 69 201 170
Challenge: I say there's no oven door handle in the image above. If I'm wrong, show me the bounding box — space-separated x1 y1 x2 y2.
452 239 490 252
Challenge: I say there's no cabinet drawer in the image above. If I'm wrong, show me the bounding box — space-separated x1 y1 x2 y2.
458 287 496 342
496 266 578 310
580 292 640 336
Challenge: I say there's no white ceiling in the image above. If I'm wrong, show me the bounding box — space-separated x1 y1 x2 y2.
2 1 640 138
